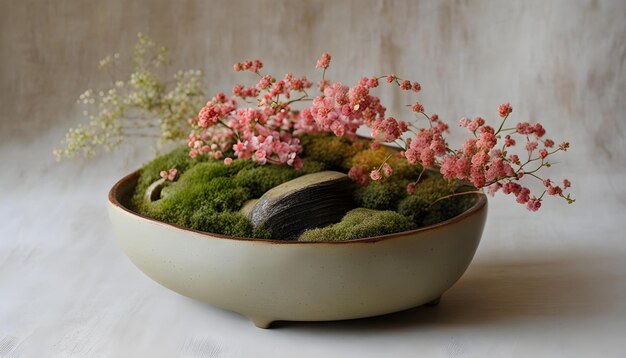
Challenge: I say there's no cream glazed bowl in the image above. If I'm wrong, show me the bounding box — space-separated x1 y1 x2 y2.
108 170 488 328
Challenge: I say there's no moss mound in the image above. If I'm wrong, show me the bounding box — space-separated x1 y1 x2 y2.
130 147 329 238
233 160 326 198
398 175 477 227
129 139 478 240
131 145 211 210
298 208 416 242
354 179 408 211
300 134 365 170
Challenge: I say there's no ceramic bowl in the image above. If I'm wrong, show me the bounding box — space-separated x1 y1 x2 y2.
108 170 488 328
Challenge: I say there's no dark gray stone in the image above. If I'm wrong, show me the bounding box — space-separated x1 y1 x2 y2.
245 171 356 240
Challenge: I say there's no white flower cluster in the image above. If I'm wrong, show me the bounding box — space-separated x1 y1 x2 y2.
55 34 205 160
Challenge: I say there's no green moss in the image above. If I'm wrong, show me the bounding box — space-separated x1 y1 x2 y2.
129 139 477 240
132 157 329 238
347 147 390 169
354 179 408 211
298 208 416 242
150 176 250 224
397 174 477 227
300 134 364 170
188 210 271 238
131 145 210 211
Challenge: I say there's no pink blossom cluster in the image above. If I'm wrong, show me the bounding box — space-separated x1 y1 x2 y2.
404 118 449 168
348 165 370 186
160 167 178 181
185 52 574 211
188 59 316 168
233 59 263 73
300 77 386 138
434 106 573 210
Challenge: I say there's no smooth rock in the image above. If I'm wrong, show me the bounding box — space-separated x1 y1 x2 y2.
246 171 355 240
145 178 166 202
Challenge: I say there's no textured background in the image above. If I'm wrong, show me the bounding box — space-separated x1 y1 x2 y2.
1 0 625 357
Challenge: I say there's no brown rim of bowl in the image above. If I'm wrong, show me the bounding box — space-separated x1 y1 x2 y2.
109 169 487 244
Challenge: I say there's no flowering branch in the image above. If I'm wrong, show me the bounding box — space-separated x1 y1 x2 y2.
188 52 574 211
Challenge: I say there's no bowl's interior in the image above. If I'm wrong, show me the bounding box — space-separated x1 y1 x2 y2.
109 170 487 244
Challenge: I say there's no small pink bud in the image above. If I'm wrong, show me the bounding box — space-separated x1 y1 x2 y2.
382 163 393 177
563 179 571 188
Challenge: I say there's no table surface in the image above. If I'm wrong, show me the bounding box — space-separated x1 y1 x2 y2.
1 141 625 358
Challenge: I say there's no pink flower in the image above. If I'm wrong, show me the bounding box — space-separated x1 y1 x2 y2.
412 102 424 113
488 182 502 196
440 155 457 179
348 165 369 186
198 102 221 128
539 149 548 159
516 187 531 204
367 77 379 88
477 131 497 151
257 75 272 90
547 185 562 195
563 179 571 188
467 120 480 133
498 102 513 118
160 168 178 181
534 123 546 138
406 182 416 194
386 74 395 83
526 141 538 151
400 80 412 90
544 139 555 148
223 157 233 165
526 198 541 211
516 122 534 135
372 117 402 142
316 52 331 69
370 169 382 181
382 163 393 177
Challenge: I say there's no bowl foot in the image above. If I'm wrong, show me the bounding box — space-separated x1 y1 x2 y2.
425 296 442 307
249 316 275 329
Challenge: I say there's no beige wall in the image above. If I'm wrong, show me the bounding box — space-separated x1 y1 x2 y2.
1 0 625 171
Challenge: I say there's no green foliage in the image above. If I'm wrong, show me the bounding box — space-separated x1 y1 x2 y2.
131 145 209 211
397 174 477 227
54 33 205 160
347 147 391 169
233 160 326 197
130 138 476 240
300 135 364 170
298 208 416 242
354 179 408 211
152 177 249 223
132 157 329 238
188 210 271 239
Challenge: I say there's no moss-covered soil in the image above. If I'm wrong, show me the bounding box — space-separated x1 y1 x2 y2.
130 135 478 241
